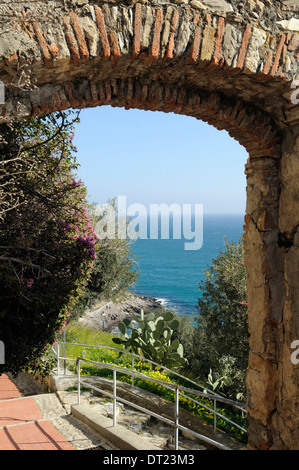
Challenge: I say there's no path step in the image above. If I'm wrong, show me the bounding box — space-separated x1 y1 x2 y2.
0 374 22 400
0 419 74 450
0 374 74 450
0 373 118 450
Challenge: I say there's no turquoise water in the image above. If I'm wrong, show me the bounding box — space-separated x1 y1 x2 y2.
131 214 244 316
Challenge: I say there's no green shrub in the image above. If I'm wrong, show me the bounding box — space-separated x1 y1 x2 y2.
112 310 188 370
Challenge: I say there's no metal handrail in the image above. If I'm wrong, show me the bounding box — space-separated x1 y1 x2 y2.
75 357 233 450
53 340 246 410
52 341 247 449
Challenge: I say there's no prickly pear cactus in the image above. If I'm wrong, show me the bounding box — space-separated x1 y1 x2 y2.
112 310 188 370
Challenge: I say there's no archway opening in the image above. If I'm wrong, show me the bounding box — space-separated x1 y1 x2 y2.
66 104 250 440
72 105 248 315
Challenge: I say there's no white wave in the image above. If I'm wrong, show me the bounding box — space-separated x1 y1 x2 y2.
156 298 168 306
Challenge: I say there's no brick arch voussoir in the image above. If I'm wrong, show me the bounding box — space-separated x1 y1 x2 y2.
0 1 297 132
29 78 282 161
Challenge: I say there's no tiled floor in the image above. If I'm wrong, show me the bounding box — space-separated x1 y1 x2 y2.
0 374 74 450
0 396 43 427
0 374 21 400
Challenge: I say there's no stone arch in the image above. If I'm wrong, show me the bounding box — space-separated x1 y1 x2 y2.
1 0 299 450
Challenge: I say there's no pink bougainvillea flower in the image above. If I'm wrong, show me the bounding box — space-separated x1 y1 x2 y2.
27 279 34 288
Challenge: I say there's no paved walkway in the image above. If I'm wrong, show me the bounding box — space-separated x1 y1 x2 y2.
0 374 74 450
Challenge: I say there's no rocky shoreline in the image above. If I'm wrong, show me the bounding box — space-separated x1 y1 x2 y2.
78 294 164 332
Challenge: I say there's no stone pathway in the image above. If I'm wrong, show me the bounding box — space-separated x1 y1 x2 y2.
0 371 246 451
51 373 214 450
58 390 206 450
82 394 208 451
0 374 74 450
0 373 117 450
3 371 208 450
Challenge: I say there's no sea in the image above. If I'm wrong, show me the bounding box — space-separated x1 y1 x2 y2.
131 213 244 317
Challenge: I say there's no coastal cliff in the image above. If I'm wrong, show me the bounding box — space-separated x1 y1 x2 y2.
78 294 163 332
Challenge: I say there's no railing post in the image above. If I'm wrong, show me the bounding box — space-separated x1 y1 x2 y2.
132 355 135 389
63 328 66 375
214 398 217 433
175 387 179 450
77 359 81 405
113 369 117 427
57 342 60 376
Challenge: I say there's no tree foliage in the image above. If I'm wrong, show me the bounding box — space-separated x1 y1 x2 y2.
0 112 97 375
71 198 139 318
192 239 248 398
93 199 139 298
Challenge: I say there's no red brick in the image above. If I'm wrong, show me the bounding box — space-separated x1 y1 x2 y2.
62 16 80 66
40 104 49 114
110 31 121 62
105 81 111 103
130 81 141 107
262 52 273 76
132 3 142 58
70 12 89 62
270 34 286 78
210 17 225 68
189 27 201 64
94 5 110 59
48 43 59 59
65 83 77 107
236 24 252 71
150 9 163 61
166 9 179 60
54 92 62 109
166 33 175 60
32 21 52 68
98 82 105 104
8 53 18 63
55 90 70 111
90 81 99 104
193 14 200 26
31 104 40 117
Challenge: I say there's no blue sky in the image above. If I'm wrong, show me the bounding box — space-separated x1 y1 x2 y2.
73 105 248 215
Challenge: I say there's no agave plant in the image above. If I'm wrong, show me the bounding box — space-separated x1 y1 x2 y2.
112 310 188 370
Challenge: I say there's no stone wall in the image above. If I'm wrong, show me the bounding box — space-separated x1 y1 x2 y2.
0 0 298 127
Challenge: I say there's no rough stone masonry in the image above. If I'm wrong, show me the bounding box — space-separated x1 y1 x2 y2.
0 0 299 450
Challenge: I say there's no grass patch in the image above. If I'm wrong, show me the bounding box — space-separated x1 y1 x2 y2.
64 321 117 348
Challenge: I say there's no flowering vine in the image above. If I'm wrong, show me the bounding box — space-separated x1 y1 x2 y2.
0 111 98 376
